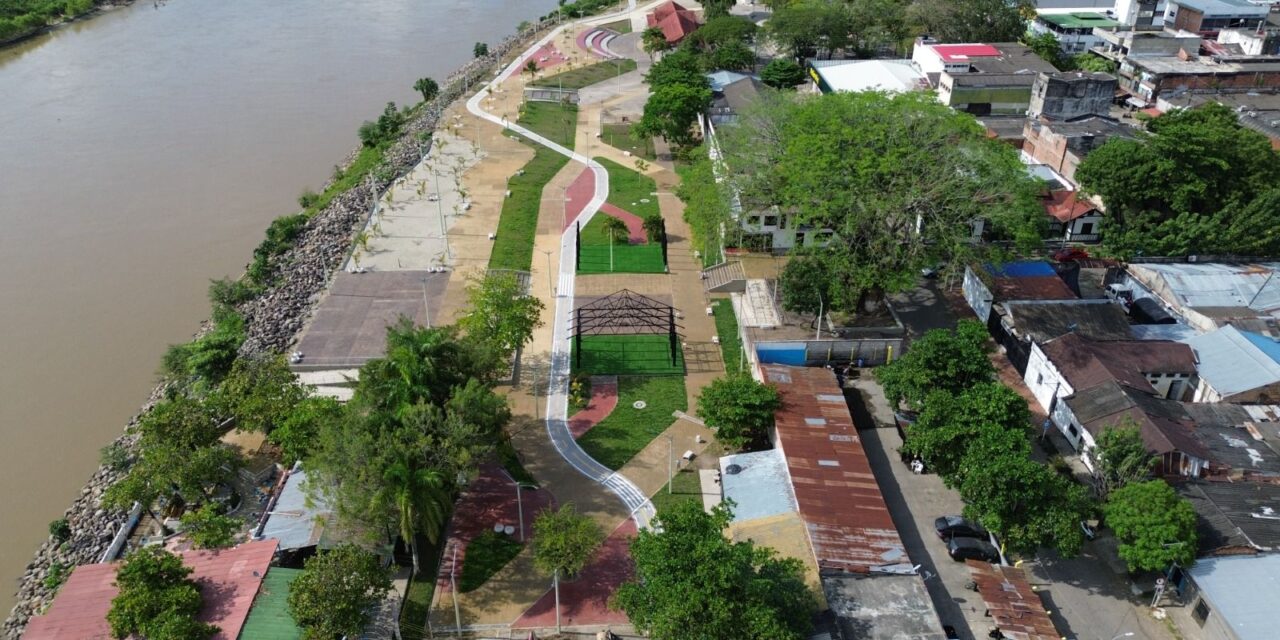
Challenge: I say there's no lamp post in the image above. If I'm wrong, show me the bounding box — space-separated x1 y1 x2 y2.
513 481 536 542
667 434 674 494
540 248 555 298
420 278 432 328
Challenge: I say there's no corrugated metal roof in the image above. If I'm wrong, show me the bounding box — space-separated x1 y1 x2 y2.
1180 481 1280 553
260 468 333 551
823 573 947 639
993 276 1078 302
967 561 1059 640
1041 332 1196 394
1188 553 1280 640
239 567 303 639
1065 381 1208 459
23 539 278 640
1130 262 1280 314
1003 300 1131 343
765 365 907 574
719 449 798 522
1186 326 1280 397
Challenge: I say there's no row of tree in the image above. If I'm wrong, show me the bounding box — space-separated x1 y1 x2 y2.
875 320 1199 566
634 49 714 149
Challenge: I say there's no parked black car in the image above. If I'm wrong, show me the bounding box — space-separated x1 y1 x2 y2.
934 515 988 540
947 537 1000 563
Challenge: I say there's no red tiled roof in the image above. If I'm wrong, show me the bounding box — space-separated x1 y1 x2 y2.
646 9 699 43
932 44 1001 62
23 539 278 640
649 0 690 22
967 561 1060 640
992 275 1078 302
1040 332 1197 395
764 365 905 574
1042 190 1097 223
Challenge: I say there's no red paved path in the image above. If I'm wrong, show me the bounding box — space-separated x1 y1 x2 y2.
564 169 646 243
575 28 611 59
531 43 568 70
512 519 637 628
567 376 619 439
599 203 647 244
435 464 556 595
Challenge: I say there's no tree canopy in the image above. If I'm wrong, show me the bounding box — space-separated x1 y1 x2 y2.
532 503 604 579
178 503 239 550
1091 419 1155 500
766 0 909 59
722 91 1042 311
635 50 713 148
696 375 781 450
287 545 392 640
909 0 1029 43
903 382 1028 480
760 58 807 89
874 319 994 408
413 77 439 103
457 270 545 358
107 547 218 640
1075 103 1280 258
613 501 816 639
1103 480 1197 572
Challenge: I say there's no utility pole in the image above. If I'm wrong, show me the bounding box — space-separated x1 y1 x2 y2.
541 248 555 298
554 570 562 632
431 163 451 260
667 434 674 493
450 545 462 631
420 278 432 328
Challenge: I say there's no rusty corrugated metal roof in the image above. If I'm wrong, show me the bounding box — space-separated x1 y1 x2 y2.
764 365 906 574
23 539 278 640
967 560 1060 640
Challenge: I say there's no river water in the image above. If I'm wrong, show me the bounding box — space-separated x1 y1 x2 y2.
0 0 558 610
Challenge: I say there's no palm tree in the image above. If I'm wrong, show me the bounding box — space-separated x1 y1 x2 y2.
642 214 664 243
523 59 539 78
602 215 629 244
380 460 450 573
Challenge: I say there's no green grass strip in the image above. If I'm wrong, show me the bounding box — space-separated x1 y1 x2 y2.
712 300 743 375
571 334 685 376
532 59 638 90
517 101 578 149
595 156 659 219
649 468 703 517
489 143 569 271
601 123 656 161
599 18 633 34
577 243 666 274
577 375 688 469
458 530 524 593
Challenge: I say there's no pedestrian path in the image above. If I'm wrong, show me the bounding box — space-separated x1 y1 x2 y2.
511 519 636 629
567 376 619 439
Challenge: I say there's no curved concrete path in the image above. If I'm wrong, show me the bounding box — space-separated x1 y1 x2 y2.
465 0 659 530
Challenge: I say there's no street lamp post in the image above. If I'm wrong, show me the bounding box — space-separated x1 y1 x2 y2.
420 278 432 328
540 248 555 298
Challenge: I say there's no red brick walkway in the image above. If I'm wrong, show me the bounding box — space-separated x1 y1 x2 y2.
567 376 618 439
599 203 646 244
564 168 594 230
511 519 636 628
530 43 568 70
435 464 556 595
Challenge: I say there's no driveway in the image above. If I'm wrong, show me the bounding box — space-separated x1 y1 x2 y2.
889 278 958 337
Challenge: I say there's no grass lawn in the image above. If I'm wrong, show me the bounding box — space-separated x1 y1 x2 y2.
712 300 743 375
533 59 638 91
596 156 659 218
601 123 656 161
577 375 688 469
600 18 633 33
517 101 578 149
458 530 524 593
572 334 685 376
578 243 666 274
649 468 703 517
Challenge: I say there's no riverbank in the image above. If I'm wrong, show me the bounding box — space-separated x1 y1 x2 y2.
0 13 564 637
0 0 133 49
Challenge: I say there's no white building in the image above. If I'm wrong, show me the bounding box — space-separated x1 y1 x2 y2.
1030 12 1124 54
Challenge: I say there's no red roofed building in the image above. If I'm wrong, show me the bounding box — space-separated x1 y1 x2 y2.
23 539 278 640
1042 190 1102 243
645 0 700 44
762 364 908 574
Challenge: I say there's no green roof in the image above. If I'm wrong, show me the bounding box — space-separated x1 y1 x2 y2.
1039 12 1121 29
239 567 304 640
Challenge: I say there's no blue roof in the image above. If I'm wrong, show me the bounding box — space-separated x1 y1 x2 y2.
1241 331 1280 364
719 449 797 522
705 70 752 92
986 261 1057 278
1189 554 1280 640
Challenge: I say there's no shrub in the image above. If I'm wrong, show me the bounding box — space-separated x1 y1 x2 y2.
48 518 71 542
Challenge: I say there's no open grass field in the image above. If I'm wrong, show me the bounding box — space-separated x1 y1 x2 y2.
571 334 685 376
533 58 637 91
578 243 666 274
601 123 656 161
577 375 688 469
458 530 524 593
516 101 578 149
712 299 744 375
600 18 633 34
597 156 659 218
488 103 578 271
649 468 703 516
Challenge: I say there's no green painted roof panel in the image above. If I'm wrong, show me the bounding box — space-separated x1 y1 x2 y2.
239 567 304 640
1039 12 1121 28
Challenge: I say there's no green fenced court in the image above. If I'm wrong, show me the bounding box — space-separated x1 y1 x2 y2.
577 242 666 274
571 334 685 376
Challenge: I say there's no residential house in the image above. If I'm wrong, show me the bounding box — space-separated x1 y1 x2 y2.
1185 325 1280 403
1163 0 1271 36
1031 12 1124 54
963 262 1079 325
1180 402 1280 479
1028 71 1119 121
1113 0 1172 28
706 71 761 125
1178 481 1280 555
1043 190 1104 242
998 299 1133 345
807 58 929 94
24 539 279 640
1121 53 1280 102
1023 115 1136 183
912 41 1060 115
646 0 700 45
1174 534 1280 639
1214 26 1280 56
1118 262 1280 333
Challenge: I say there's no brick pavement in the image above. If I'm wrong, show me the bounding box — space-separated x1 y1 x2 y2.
568 376 619 439
511 519 637 629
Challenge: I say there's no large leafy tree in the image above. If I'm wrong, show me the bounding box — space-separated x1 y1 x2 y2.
722 91 1042 312
778 255 834 318
353 319 501 418
956 441 1093 556
413 76 439 103
458 271 545 358
904 383 1028 481
1103 480 1197 572
533 504 604 629
874 319 994 408
210 354 308 434
767 0 907 59
178 503 240 550
760 58 807 89
635 83 713 148
675 149 735 261
696 376 781 450
287 545 392 640
1075 103 1280 258
107 547 218 640
1091 419 1155 500
909 0 1030 43
690 15 758 49
614 501 816 639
